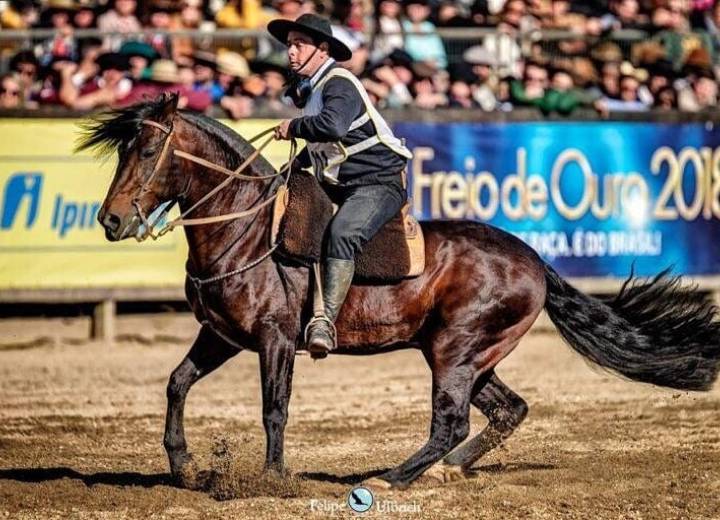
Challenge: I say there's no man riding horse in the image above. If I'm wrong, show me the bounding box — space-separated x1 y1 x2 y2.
269 14 412 359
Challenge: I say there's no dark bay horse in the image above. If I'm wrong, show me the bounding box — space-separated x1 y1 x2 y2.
78 94 720 490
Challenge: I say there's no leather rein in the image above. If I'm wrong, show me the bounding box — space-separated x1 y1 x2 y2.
132 119 297 285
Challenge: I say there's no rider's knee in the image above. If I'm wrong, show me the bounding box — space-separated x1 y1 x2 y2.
326 232 361 260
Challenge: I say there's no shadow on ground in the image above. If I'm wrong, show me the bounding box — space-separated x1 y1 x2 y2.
0 467 172 488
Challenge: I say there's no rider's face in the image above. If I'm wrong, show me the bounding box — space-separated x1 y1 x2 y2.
287 30 328 76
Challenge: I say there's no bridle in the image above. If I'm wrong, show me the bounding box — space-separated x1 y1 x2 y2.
129 118 298 285
132 118 296 242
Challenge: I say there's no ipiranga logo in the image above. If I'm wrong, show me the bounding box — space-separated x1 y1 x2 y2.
1 172 42 229
1 172 101 238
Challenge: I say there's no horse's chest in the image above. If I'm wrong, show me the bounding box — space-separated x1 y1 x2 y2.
185 279 259 341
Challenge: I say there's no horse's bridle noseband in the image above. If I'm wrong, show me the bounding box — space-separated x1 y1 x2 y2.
131 118 296 243
131 119 177 240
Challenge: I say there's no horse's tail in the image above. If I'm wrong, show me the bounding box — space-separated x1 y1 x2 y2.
542 263 720 391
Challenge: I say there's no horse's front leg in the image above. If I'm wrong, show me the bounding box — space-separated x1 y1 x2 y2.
258 329 296 477
164 326 242 487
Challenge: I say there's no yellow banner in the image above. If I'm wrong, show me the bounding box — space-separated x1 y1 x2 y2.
0 118 287 290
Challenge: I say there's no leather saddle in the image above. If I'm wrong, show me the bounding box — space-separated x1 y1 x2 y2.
271 171 425 282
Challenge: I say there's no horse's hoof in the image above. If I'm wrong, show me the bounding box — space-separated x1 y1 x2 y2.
173 454 201 490
419 461 467 484
261 467 291 479
362 477 393 491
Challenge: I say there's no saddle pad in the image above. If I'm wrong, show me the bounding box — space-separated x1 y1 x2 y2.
272 172 425 281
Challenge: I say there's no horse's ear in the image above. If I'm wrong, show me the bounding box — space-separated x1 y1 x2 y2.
160 92 180 119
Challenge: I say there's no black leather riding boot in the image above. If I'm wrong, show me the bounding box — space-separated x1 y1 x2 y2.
307 258 355 359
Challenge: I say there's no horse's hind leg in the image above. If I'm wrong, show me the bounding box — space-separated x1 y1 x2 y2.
164 326 241 487
443 371 528 470
367 351 485 489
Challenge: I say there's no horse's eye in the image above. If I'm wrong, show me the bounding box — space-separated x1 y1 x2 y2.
141 149 156 160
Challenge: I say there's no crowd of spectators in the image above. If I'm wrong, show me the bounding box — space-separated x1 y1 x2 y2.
1 0 720 115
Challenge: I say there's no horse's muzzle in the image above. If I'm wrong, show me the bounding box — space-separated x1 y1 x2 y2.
100 211 139 241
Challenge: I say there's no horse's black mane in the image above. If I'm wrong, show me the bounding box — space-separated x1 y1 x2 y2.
182 112 277 176
75 96 277 177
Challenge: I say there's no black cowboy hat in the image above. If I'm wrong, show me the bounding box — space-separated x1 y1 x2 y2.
648 58 675 80
96 52 131 72
267 14 353 62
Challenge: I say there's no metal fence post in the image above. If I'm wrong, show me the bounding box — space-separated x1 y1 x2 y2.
92 300 116 343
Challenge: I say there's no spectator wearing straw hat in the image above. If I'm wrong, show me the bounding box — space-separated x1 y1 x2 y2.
463 44 502 111
216 51 250 91
215 51 255 119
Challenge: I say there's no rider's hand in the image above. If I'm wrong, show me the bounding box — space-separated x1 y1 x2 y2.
275 119 292 140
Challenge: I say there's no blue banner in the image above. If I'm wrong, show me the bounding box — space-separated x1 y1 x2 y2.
395 121 720 277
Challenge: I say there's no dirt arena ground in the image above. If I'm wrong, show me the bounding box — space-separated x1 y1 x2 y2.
1 313 720 520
